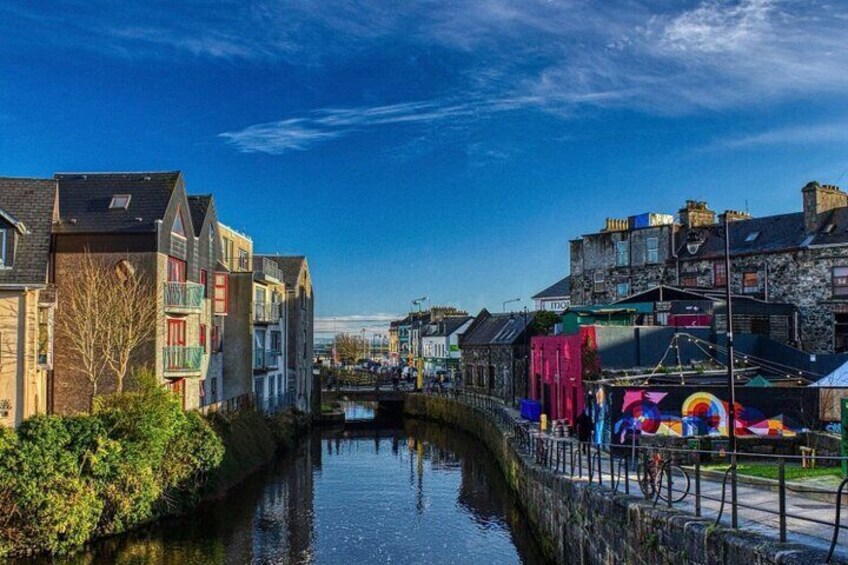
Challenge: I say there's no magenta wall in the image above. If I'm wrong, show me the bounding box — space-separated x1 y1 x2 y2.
529 327 594 424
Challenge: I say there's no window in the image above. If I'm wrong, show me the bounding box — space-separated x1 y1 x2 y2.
0 229 7 267
682 275 698 287
713 261 727 287
109 194 131 209
167 256 186 282
833 267 848 297
744 231 760 242
646 238 659 264
271 330 282 352
167 318 186 347
209 225 214 247
238 249 250 271
200 323 207 352
213 272 229 314
593 271 605 293
211 324 222 352
742 271 759 294
615 240 629 266
222 237 233 263
616 282 630 297
200 269 208 297
172 206 187 237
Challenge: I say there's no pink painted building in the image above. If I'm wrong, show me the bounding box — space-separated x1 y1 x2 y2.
529 327 596 424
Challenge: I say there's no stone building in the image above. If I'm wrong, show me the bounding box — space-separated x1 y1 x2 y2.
217 222 253 403
459 309 536 405
52 172 226 413
570 183 848 354
0 178 57 426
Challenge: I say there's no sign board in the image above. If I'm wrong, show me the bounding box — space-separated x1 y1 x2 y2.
656 301 672 312
541 299 571 312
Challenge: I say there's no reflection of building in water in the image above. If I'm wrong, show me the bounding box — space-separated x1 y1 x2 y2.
250 439 316 563
458 452 504 525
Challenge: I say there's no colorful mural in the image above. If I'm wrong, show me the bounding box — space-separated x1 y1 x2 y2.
609 388 802 442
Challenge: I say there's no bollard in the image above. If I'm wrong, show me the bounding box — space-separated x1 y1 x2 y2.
695 457 701 517
624 455 630 494
731 454 738 528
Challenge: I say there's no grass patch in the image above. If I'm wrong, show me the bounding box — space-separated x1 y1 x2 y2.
704 463 843 481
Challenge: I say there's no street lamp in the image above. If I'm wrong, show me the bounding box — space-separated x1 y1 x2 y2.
721 212 738 529
503 297 522 312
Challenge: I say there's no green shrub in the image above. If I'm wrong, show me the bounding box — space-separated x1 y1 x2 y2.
0 368 226 556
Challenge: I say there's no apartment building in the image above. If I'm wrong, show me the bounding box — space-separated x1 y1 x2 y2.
52 172 225 412
0 178 57 426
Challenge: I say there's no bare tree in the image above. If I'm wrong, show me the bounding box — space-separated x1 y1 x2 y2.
334 333 367 365
103 259 158 392
56 252 112 408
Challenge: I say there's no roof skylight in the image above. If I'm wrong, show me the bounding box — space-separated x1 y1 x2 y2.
109 194 131 210
744 231 760 242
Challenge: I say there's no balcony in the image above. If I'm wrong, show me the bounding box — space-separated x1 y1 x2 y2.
254 257 282 282
253 349 281 371
254 301 281 324
163 346 204 374
164 281 205 311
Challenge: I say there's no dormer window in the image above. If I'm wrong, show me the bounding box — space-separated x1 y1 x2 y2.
825 223 837 234
745 231 760 242
109 194 131 210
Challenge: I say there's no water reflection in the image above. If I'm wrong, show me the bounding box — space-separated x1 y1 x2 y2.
339 400 377 421
53 420 546 565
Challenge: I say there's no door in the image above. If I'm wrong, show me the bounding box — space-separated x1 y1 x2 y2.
836 314 848 353
166 318 187 371
167 378 185 409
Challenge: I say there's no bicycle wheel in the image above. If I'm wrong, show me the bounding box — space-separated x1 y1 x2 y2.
657 465 690 504
636 459 655 499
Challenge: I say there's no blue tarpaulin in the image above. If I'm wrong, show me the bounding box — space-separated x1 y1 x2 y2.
520 399 541 422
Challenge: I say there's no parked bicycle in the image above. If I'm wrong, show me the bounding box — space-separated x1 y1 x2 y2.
636 449 690 504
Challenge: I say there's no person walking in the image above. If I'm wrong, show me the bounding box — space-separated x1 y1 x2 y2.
576 408 593 455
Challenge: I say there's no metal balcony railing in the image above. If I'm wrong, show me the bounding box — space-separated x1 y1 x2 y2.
164 281 205 310
254 301 281 323
163 346 204 373
254 257 283 281
253 349 281 370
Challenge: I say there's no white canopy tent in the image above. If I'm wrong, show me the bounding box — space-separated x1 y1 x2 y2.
810 362 848 388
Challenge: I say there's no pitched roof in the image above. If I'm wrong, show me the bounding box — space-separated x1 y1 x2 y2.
186 195 212 237
422 316 473 337
54 172 181 234
532 275 571 299
461 310 535 346
679 213 806 260
0 177 56 285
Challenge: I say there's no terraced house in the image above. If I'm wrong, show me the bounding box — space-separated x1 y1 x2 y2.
52 172 227 412
0 178 57 427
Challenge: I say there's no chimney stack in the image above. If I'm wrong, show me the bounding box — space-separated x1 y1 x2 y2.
722 209 752 223
802 181 848 233
602 218 628 232
678 200 716 229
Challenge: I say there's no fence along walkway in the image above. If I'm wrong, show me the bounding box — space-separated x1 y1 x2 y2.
441 390 848 563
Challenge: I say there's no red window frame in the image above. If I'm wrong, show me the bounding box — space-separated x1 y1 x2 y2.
213 272 229 314
211 324 221 352
167 256 186 283
200 323 207 352
167 318 186 347
713 261 727 287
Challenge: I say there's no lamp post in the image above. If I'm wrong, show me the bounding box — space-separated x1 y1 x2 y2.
503 297 522 312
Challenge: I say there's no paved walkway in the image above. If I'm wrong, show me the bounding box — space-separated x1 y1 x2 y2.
484 400 848 561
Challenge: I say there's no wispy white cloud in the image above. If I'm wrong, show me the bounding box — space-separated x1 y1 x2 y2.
710 121 848 150
314 314 400 336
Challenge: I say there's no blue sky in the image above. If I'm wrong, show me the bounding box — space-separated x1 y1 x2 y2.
2 1 848 337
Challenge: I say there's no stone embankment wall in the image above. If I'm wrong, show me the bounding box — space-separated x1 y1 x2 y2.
404 394 837 565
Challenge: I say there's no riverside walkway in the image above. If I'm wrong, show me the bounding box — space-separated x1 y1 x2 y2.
437 390 848 563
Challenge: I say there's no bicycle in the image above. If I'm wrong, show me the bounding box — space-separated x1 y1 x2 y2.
636 449 690 504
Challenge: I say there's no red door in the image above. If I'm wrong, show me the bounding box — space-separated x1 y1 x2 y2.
167 256 186 282
167 378 185 409
167 318 186 346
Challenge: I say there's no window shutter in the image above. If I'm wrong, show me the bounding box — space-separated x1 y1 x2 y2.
214 272 229 315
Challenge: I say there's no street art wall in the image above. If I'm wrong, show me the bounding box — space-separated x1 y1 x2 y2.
594 385 819 444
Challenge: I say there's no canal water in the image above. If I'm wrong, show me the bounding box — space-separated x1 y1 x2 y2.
65 415 547 564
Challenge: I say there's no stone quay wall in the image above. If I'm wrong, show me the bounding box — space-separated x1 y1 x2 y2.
404 393 838 565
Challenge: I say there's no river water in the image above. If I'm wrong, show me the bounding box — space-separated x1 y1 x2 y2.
68 416 547 564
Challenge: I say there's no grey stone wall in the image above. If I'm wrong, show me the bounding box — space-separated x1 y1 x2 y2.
405 394 839 565
460 344 528 405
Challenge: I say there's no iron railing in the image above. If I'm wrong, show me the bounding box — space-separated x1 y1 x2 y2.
424 388 848 562
253 349 281 370
164 281 205 310
163 346 204 373
254 301 281 323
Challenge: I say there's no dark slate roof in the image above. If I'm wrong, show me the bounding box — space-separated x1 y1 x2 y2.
808 206 848 246
422 316 473 337
461 311 535 347
259 255 306 286
532 275 571 299
54 172 181 233
186 195 212 237
0 177 56 285
679 213 806 260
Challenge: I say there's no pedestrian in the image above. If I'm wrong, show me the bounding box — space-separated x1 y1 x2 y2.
576 408 593 455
